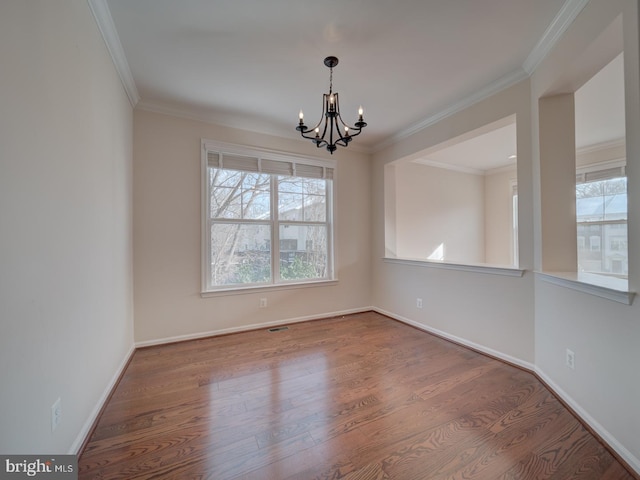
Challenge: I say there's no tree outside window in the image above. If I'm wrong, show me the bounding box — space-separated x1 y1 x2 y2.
203 144 334 291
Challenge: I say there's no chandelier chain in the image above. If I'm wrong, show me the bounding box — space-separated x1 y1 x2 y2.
329 66 333 93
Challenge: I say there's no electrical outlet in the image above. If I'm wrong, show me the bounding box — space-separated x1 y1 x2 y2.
566 348 575 370
51 397 61 432
416 298 423 309
259 298 267 308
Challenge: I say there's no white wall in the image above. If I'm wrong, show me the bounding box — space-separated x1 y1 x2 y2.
531 0 640 470
0 0 134 453
393 163 485 263
390 160 516 266
484 167 517 266
133 109 372 343
373 0 639 472
372 80 535 365
1 0 636 471
534 280 640 469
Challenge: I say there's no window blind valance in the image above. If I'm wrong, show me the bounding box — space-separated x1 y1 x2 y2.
207 151 334 180
576 165 625 184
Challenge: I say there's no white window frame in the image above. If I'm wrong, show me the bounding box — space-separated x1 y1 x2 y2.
201 139 336 294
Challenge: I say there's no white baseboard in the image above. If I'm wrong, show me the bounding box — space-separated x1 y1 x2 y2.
135 306 373 348
534 367 640 475
374 307 639 477
74 308 370 454
373 307 535 371
75 307 639 477
69 344 136 455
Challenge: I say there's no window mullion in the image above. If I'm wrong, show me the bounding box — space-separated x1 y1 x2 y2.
326 179 333 279
278 220 326 226
578 220 628 226
211 218 271 225
207 217 213 289
271 175 280 283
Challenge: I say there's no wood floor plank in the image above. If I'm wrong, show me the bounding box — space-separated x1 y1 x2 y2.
78 312 636 480
236 429 364 480
352 373 550 478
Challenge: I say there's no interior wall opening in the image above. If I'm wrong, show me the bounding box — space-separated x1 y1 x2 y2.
384 114 519 267
574 53 627 279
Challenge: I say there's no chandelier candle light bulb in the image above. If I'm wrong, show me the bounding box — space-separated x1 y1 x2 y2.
296 56 367 154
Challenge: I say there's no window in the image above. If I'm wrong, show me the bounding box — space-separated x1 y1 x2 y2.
202 141 334 291
576 167 627 278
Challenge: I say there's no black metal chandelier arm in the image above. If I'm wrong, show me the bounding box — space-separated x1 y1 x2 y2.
297 126 326 147
333 120 353 146
296 126 317 139
296 124 329 150
296 118 364 151
336 115 364 138
296 56 367 154
297 120 363 140
297 95 328 141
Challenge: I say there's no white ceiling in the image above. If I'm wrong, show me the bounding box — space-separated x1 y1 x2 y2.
418 119 517 174
413 52 625 173
575 53 625 149
98 0 621 157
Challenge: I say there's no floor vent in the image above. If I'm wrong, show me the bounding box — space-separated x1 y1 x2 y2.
268 326 289 333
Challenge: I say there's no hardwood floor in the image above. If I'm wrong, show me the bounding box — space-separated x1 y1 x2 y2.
79 312 635 479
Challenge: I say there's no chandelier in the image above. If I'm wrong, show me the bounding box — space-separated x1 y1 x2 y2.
296 56 367 154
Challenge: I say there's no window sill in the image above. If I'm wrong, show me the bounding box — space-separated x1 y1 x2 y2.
383 257 524 277
201 279 338 298
536 271 635 305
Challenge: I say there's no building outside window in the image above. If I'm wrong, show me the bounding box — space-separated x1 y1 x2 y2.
576 169 627 278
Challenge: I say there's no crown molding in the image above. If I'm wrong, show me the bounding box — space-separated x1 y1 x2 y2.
523 0 591 74
375 0 591 153
87 0 140 107
412 158 486 176
485 162 518 176
374 68 527 152
137 100 372 154
413 157 517 177
137 100 236 125
576 137 625 156
86 0 590 156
